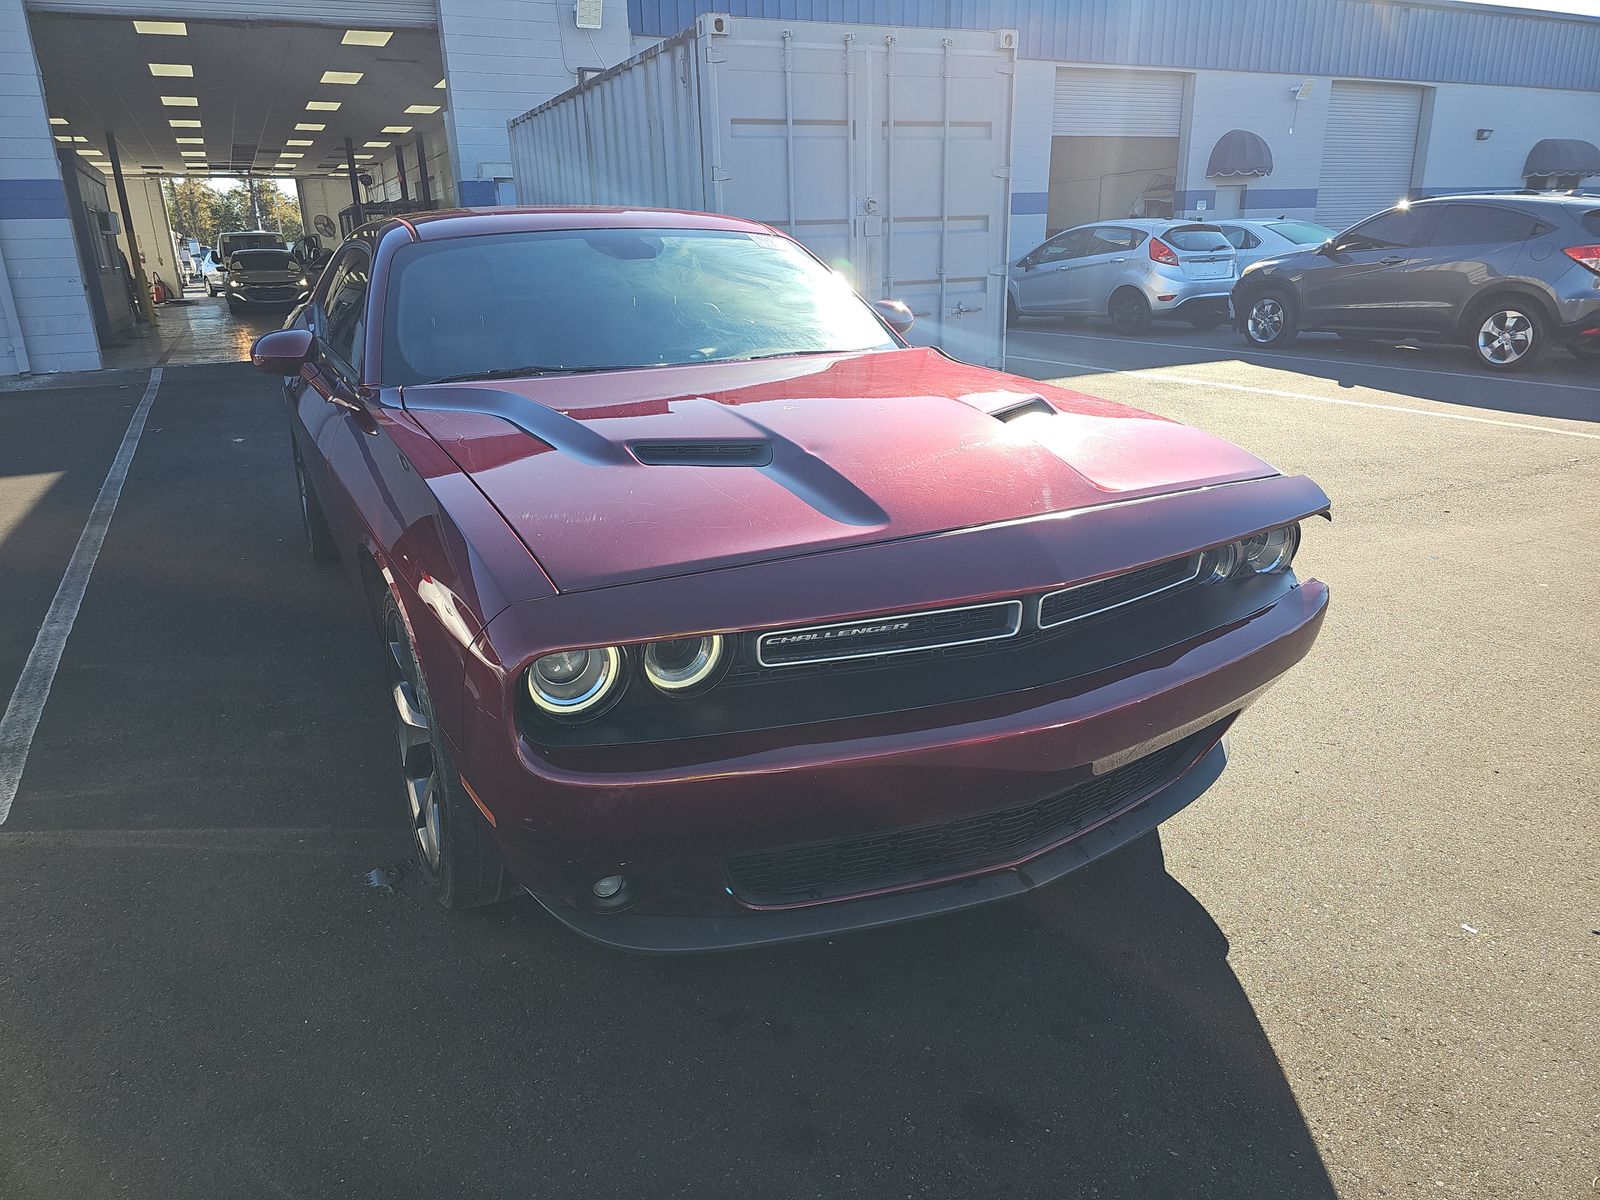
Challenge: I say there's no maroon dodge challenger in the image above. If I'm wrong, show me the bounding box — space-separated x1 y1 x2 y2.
251 208 1330 952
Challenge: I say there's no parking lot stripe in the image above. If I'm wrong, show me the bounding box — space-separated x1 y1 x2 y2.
1011 328 1600 394
1005 354 1600 442
0 368 163 825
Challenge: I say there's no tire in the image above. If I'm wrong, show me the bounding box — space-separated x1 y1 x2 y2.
1242 291 1298 348
1006 292 1022 325
1468 299 1546 372
1108 288 1153 337
292 445 338 564
382 592 516 909
1186 310 1226 331
206 282 217 297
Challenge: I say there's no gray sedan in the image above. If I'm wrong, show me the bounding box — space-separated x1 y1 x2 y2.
1007 220 1238 335
1214 219 1336 272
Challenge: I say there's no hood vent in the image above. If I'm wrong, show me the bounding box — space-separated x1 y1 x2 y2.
989 396 1055 423
630 439 773 467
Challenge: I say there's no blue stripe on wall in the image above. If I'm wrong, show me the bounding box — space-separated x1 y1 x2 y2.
1009 191 1048 215
627 0 1600 91
0 178 69 221
1174 187 1318 212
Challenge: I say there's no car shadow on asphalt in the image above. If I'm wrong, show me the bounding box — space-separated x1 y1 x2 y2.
1010 315 1600 425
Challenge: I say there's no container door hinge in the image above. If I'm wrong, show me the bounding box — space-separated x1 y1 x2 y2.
711 166 732 183
993 164 1012 180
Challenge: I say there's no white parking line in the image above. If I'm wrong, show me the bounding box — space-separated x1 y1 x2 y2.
0 367 162 824
1005 353 1600 442
1009 327 1600 394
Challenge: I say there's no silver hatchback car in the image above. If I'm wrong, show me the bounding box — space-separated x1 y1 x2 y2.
1007 220 1238 335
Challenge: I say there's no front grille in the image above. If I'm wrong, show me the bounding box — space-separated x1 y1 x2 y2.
756 599 1022 668
725 735 1195 905
1040 554 1201 628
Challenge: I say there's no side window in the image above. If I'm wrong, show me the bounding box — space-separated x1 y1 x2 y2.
1340 207 1430 250
1035 228 1092 264
1428 204 1540 247
1088 227 1141 255
318 246 372 374
1219 225 1260 250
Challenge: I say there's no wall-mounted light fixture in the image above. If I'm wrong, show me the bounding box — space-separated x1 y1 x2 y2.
1476 128 1494 141
1290 80 1315 133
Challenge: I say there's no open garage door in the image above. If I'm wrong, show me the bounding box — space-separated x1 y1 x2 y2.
1319 82 1423 232
27 0 437 29
1048 68 1184 233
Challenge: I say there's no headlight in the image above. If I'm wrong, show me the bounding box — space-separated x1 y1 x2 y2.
1241 524 1300 574
642 634 726 693
1204 523 1300 583
525 646 624 718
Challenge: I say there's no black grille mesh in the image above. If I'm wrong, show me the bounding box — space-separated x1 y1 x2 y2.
1040 555 1199 627
726 736 1193 905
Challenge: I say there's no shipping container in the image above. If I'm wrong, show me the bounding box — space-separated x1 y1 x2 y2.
508 13 1016 368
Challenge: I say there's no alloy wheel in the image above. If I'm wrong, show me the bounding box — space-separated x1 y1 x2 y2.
1477 310 1534 365
385 611 443 872
1247 297 1284 343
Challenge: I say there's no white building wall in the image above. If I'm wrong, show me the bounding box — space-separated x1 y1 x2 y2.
0 0 98 375
1007 58 1055 259
1418 83 1600 194
1179 69 1331 220
437 0 633 205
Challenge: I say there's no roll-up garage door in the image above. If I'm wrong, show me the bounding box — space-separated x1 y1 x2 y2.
1319 82 1423 231
26 0 438 28
1053 69 1184 137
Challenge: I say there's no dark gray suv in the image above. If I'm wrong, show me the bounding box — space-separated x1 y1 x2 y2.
1231 194 1600 370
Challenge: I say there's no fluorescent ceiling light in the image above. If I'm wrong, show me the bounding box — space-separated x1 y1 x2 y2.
280 152 304 158
286 139 314 146
169 119 201 128
148 63 193 77
435 79 446 89
405 105 440 114
54 135 71 143
78 148 102 156
364 140 390 148
50 117 67 126
175 137 205 144
180 150 205 157
295 123 326 132
382 125 412 134
160 96 199 107
185 164 209 170
354 154 374 160
342 29 393 46
321 71 364 85
133 20 187 35
306 101 341 111
72 135 87 142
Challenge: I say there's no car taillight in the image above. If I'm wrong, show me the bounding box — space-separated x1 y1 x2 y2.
1149 237 1179 266
1563 244 1600 274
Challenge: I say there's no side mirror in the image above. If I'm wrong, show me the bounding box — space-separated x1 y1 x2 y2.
1318 239 1339 256
873 298 915 335
251 327 315 375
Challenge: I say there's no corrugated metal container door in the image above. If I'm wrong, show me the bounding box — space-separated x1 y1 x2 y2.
27 0 437 26
1052 69 1183 137
1319 82 1423 231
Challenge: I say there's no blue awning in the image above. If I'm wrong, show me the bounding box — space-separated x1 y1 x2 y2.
1206 129 1273 178
1523 138 1600 178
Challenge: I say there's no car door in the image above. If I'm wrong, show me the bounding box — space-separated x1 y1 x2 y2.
1298 206 1438 330
293 244 372 551
1399 203 1545 333
1072 226 1146 311
1013 228 1092 313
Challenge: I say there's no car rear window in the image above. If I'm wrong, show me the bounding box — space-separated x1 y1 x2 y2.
1162 225 1231 252
1427 204 1541 246
1583 210 1600 237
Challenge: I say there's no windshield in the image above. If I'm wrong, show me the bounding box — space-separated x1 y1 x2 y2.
221 233 285 252
230 250 294 272
384 227 898 385
1266 220 1336 245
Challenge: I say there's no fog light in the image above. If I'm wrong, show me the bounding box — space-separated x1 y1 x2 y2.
592 875 625 899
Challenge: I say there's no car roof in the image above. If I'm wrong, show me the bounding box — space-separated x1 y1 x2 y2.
388 206 780 242
1414 192 1599 210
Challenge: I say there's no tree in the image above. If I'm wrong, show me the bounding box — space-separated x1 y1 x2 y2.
261 186 303 241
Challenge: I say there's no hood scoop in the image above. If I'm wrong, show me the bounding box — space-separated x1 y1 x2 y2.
631 439 773 467
989 396 1055 423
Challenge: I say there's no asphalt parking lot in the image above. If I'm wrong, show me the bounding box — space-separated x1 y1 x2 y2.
1 324 1595 1199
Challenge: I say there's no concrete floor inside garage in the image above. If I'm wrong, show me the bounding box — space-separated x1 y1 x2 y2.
0 327 1594 1199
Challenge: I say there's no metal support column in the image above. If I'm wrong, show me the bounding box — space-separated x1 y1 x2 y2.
415 133 434 207
106 132 156 322
395 142 411 201
345 137 365 228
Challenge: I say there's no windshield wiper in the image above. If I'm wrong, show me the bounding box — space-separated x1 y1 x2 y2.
421 365 598 385
736 348 865 363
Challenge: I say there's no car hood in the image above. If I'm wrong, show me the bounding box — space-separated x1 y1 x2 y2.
402 347 1276 592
